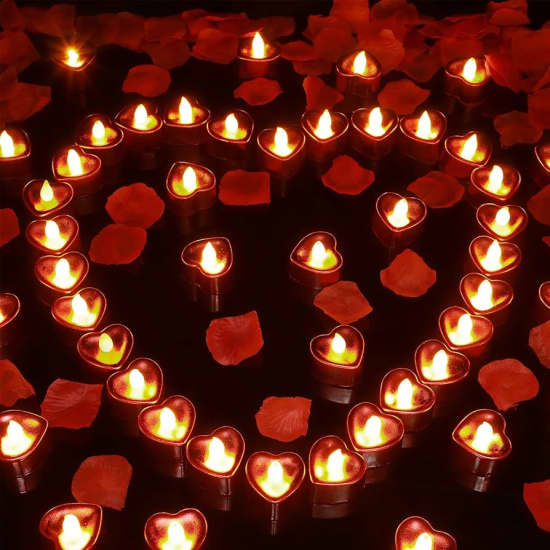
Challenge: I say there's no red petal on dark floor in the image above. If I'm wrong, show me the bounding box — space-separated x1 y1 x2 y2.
378 78 429 115
144 15 188 44
485 51 524 94
41 379 102 429
510 28 550 77
218 170 271 206
437 37 485 66
1 82 50 122
478 359 539 411
407 171 464 208
399 45 441 83
206 311 264 366
0 359 35 407
0 208 19 247
524 479 550 532
487 0 528 18
106 183 165 229
72 455 132 511
113 12 145 51
330 0 370 34
0 31 39 73
358 28 405 75
0 66 17 101
544 236 550 248
489 8 529 26
279 41 316 62
303 14 353 41
122 64 171 97
370 0 420 40
0 0 25 31
527 186 550 226
322 155 375 195
529 320 550 369
260 16 295 39
528 88 550 130
314 281 373 324
494 111 543 148
212 13 262 37
76 14 120 47
303 75 344 111
192 28 239 64
142 39 190 70
234 78 282 106
89 224 147 265
292 59 332 76
21 4 75 37
255 396 311 442
313 26 356 63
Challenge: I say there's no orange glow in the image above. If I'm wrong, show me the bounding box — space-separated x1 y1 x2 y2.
258 459 291 498
415 111 437 140
402 532 434 550
251 32 266 59
387 198 410 228
64 48 84 68
131 104 159 131
469 279 494 311
173 166 198 196
40 180 54 203
44 220 67 251
58 513 92 550
98 333 113 353
1 420 33 457
200 241 226 275
222 113 246 140
352 51 367 75
448 313 474 346
354 415 384 447
159 520 196 550
489 206 521 237
486 165 505 194
306 240 338 270
127 369 146 399
0 130 15 157
203 436 236 474
462 57 477 82
178 97 193 125
68 293 98 327
153 407 188 441
66 149 84 176
421 349 450 381
330 332 346 354
459 420 504 455
51 258 77 290
271 127 293 157
479 240 508 272
365 107 388 137
313 109 334 140
91 120 106 146
314 449 348 482
385 378 414 410
459 133 477 161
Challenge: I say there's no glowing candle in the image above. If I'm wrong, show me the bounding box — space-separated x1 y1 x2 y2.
259 459 291 498
1 420 33 457
179 97 193 124
58 513 92 550
271 127 293 157
51 258 77 290
203 436 235 474
91 120 107 146
416 111 437 140
65 48 84 68
421 349 449 382
174 166 198 196
144 509 207 550
307 240 338 270
354 415 383 447
387 198 410 228
222 113 246 140
462 57 477 82
134 104 149 130
0 130 15 157
460 133 477 161
200 242 226 275
45 220 66 251
314 109 334 140
352 51 367 74
251 32 266 59
336 50 381 96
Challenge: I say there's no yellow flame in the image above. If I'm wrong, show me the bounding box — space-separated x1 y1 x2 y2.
0 130 15 157
161 520 195 550
40 180 54 203
251 32 266 59
67 149 83 176
65 48 84 68
471 421 497 454
387 198 410 228
448 313 474 346
272 127 293 157
91 120 106 146
470 279 494 311
58 513 92 550
98 333 114 353
1 420 33 457
396 378 414 410
225 113 239 137
157 407 177 439
462 57 477 82
314 109 334 140
52 258 76 289
352 50 367 75
480 240 503 272
181 166 198 195
71 293 95 326
128 369 146 399
494 206 510 227
422 349 449 381
203 436 235 473
406 532 434 550
133 104 149 130
354 415 383 448
307 240 330 269
365 107 386 137
487 165 504 194
200 241 226 275
459 133 477 161
44 220 65 250
330 332 346 355
178 97 193 124
416 111 433 140
258 459 291 499
326 449 346 482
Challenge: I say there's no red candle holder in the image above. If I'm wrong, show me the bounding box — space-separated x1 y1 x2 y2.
373 192 427 249
22 179 74 218
0 127 32 189
469 163 521 204
349 106 398 160
163 95 211 146
25 215 80 257
459 273 514 322
138 395 196 478
300 110 348 164
115 102 163 151
206 109 254 161
309 325 364 387
0 410 49 493
476 203 527 241
398 109 447 165
51 145 102 197
468 236 522 278
335 50 382 97
0 292 21 353
444 56 489 105
106 358 163 437
534 143 550 188
395 516 457 550
440 131 491 179
439 306 493 358
76 114 125 167
166 162 216 217
144 508 207 550
538 281 550 322
237 32 280 80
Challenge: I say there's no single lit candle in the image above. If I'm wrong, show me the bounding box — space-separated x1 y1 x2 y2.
178 97 193 125
132 104 158 131
58 513 92 550
0 130 16 157
385 378 414 410
222 113 246 140
462 57 484 83
406 532 434 550
354 415 384 447
203 436 236 474
460 133 478 161
415 111 438 140
479 240 509 272
387 198 410 228
448 313 474 346
314 449 347 482
365 107 388 137
306 240 338 270
0 420 33 457
200 242 226 275
270 127 293 158
460 420 503 455
258 460 291 499
154 407 188 441
420 349 449 382
313 109 334 140
64 48 85 68
44 220 67 251
69 293 97 327
251 32 266 59
160 520 195 550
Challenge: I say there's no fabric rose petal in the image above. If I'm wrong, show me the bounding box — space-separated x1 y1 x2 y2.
122 64 171 97
0 359 35 407
142 39 190 70
0 31 39 73
303 75 344 111
192 28 239 64
106 183 165 229
524 479 550 532
234 78 283 106
378 78 430 115
218 170 271 206
527 186 550 226
314 280 373 324
330 0 370 34
358 28 405 75
293 60 333 76
494 111 543 148
313 26 356 63
280 41 316 62
255 396 311 442
206 311 264 366
529 320 550 369
0 208 19 247
72 455 132 511
407 171 464 209
89 224 147 265
0 82 51 122
528 88 550 130
321 155 375 195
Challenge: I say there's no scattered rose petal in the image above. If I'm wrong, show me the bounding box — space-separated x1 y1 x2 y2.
478 359 539 411
437 37 485 66
255 396 311 442
0 66 17 100
485 51 523 93
144 15 187 44
142 39 190 70
206 311 264 366
304 15 353 41
303 75 344 111
378 78 429 115
407 171 464 208
72 455 132 511
511 29 550 77
292 59 332 76
261 16 295 39
370 0 420 40
529 320 550 369
359 29 405 75
0 208 19 247
0 82 51 122
280 40 316 61
380 249 437 298
527 186 550 226
489 7 529 26
219 170 271 206
0 359 34 407
106 183 165 229
399 45 441 83
313 26 356 63
0 0 25 31
528 88 550 130
212 13 261 37
544 236 550 248
192 28 239 64
76 14 119 47
234 78 282 106
21 4 74 37
41 379 102 429
113 12 145 51
122 64 171 97
322 155 375 195
494 111 543 148
0 31 39 73
330 0 370 34
314 280 373 324
89 224 147 265
524 479 550 532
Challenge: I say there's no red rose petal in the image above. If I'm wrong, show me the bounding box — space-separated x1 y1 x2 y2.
219 170 271 206
280 40 316 62
437 37 485 66
359 28 405 75
72 455 132 511
234 78 282 106
485 51 524 93
314 280 373 324
527 186 550 226
260 16 295 39
494 111 543 148
478 359 539 411
313 26 356 63
0 31 39 73
370 0 420 40
206 311 264 366
511 29 550 77
529 320 550 369
399 45 441 83
0 66 17 101
304 15 353 41
380 249 437 298
144 15 187 44
0 208 19 247
533 66 550 93
303 75 344 111
106 183 165 229
192 28 239 65
76 14 120 47
489 8 529 26
21 4 75 37
528 88 550 130
378 78 430 115
255 396 311 442
330 0 370 34
524 479 550 532
1 82 51 122
407 171 464 208
122 64 171 98
142 39 190 70
89 224 147 265
487 0 528 18
0 0 25 31
0 359 35 407
322 155 375 195
544 236 550 248
41 379 102 429
212 13 261 37
292 59 333 76
114 12 145 51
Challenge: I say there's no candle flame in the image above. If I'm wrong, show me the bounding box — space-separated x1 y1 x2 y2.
459 133 477 161
365 106 386 137
251 32 266 59
272 127 293 157
259 459 291 499
1 420 33 457
487 165 504 194
470 279 494 311
314 109 334 140
385 378 415 410
387 198 409 228
416 111 433 140
91 120 106 146
480 239 503 272
203 436 235 473
40 180 54 203
161 520 195 550
422 349 450 381
471 421 500 454
133 104 149 130
448 313 474 346
316 448 347 482
330 332 346 355
200 241 226 275
0 130 15 157
128 368 146 398
352 50 367 75
44 220 65 250
462 57 477 82
306 240 336 270
58 513 92 550
98 333 114 353
178 97 193 124
354 415 383 448
406 532 434 550
181 166 198 195
65 48 84 68
71 293 95 326
494 206 510 226
225 113 239 136
52 258 76 289
158 407 177 438
67 149 83 176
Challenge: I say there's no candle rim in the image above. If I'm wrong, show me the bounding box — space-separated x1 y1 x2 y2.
77 114 124 150
237 35 280 61
290 230 343 274
351 106 398 142
115 104 163 134
181 236 233 278
0 409 48 462
257 126 306 160
468 235 522 276
51 286 107 332
25 214 80 254
206 109 254 143
301 110 349 143
166 161 216 200
459 272 514 315
439 305 494 350
379 368 436 414
470 163 521 200
0 292 20 329
376 192 427 233
445 131 492 167
395 516 458 550
78 324 136 372
52 145 102 181
163 97 211 128
22 178 74 218
414 339 470 386
34 251 89 294
106 356 163 404
310 324 365 369
475 202 527 240
54 45 96 72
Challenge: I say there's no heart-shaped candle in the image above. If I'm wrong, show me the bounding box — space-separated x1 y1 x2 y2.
77 114 123 149
310 325 365 387
39 503 102 550
469 236 522 277
246 451 305 503
535 143 550 186
414 339 470 386
439 306 493 356
0 292 20 331
163 96 211 146
399 109 447 165
77 324 134 372
208 110 253 142
51 146 102 196
470 163 520 201
476 204 527 240
26 215 80 255
106 357 163 403
0 410 48 462
442 131 491 179
301 110 349 163
376 192 427 232
540 282 550 310
166 162 216 217
336 50 381 97
257 126 306 181
116 102 162 133
237 32 280 80
51 288 106 332
55 44 95 71
0 127 30 160
459 273 513 315
351 106 398 142
395 516 457 550
445 56 489 105
145 508 207 550
22 179 74 218
34 252 89 295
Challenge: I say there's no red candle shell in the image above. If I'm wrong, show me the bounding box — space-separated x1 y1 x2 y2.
335 50 382 97
237 36 280 80
34 252 89 301
468 235 522 277
144 508 207 550
439 306 493 357
539 282 550 311
0 292 21 336
166 162 216 217
459 273 514 316
115 103 163 150
444 56 489 104
398 109 447 165
395 516 457 550
163 96 211 146
476 203 527 241
256 126 306 181
51 287 107 333
26 215 80 256
51 146 102 197
469 163 521 203
76 114 125 167
300 110 348 163
22 179 74 218
534 143 550 188
349 107 398 160
206 109 254 160
441 131 492 179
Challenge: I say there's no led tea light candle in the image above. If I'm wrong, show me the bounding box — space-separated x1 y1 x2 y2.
336 50 382 97
0 127 32 190
237 31 280 80
395 517 457 550
398 109 447 165
350 106 399 160
145 508 207 550
441 131 491 179
301 109 349 164
469 163 521 203
468 236 522 278
476 204 527 241
51 146 102 197
55 45 95 72
76 115 124 167
25 215 80 257
534 143 550 188
459 273 514 322
0 293 21 353
22 179 74 218
163 95 211 146
207 110 254 162
445 56 489 104
115 103 163 154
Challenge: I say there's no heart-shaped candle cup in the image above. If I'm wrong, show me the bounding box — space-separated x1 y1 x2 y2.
51 146 102 197
76 114 125 167
207 109 254 161
441 131 492 179
414 340 470 388
145 508 207 550
22 179 74 218
257 126 306 181
0 127 31 187
452 409 512 477
237 35 280 80
289 231 343 289
166 162 216 217
534 143 550 188
444 55 489 104
0 293 21 351
26 215 80 256
54 42 95 71
34 252 89 302
350 107 399 160
380 369 436 433
459 273 514 319
0 126 31 161
470 164 520 203
51 287 107 334
469 236 522 278
539 282 550 311
115 102 163 152
163 95 211 145
301 110 349 163
310 325 365 388
476 204 527 241
395 516 457 550
39 503 102 550
399 109 447 165
336 50 381 97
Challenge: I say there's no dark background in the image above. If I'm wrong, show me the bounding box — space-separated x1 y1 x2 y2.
1 1 550 549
